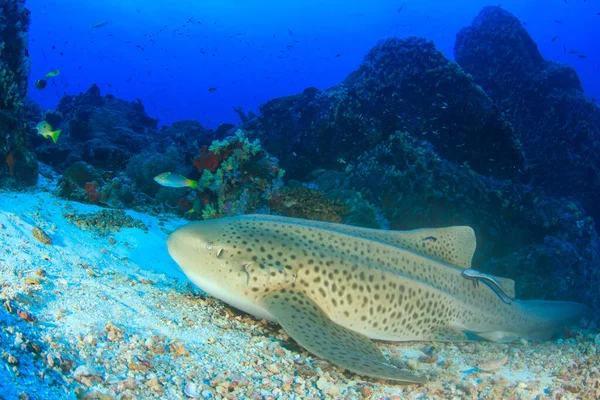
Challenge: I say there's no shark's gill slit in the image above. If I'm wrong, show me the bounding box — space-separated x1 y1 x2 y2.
242 263 251 285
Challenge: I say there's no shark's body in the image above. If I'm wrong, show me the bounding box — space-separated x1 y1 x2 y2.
167 214 591 383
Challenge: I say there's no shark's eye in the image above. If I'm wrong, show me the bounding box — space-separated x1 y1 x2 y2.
206 242 213 250
216 248 224 258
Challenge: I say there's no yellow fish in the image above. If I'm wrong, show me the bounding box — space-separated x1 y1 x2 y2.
36 121 61 144
154 172 198 189
45 69 60 78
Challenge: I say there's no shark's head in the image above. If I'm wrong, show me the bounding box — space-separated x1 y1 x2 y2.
166 218 275 319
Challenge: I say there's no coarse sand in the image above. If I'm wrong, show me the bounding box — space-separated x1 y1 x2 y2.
1 183 599 399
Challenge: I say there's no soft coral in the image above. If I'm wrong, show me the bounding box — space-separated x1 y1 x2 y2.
193 145 222 173
85 181 100 202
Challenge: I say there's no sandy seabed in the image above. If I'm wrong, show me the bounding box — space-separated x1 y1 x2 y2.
0 176 599 400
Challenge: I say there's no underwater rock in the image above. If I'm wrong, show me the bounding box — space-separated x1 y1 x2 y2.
33 84 160 171
289 170 388 229
157 120 216 168
269 184 350 224
57 161 105 204
33 87 224 183
57 161 139 208
455 6 600 224
455 6 582 99
61 161 105 187
125 147 187 197
0 0 38 186
252 37 524 181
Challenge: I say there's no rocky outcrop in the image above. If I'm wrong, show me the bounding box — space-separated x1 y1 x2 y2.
455 6 600 224
253 37 524 181
0 0 37 185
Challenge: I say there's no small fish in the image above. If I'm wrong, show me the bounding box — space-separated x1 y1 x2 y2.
397 2 406 13
553 20 564 24
578 55 587 59
45 69 60 78
154 172 198 189
335 53 341 57
337 157 346 164
208 87 217 92
569 50 578 54
91 21 108 28
36 121 61 144
288 28 293 36
551 35 558 42
34 79 47 90
461 268 515 304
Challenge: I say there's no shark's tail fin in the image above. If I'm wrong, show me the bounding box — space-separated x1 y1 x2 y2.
519 300 592 337
476 300 592 343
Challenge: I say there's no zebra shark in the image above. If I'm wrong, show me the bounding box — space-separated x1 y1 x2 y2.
166 214 591 383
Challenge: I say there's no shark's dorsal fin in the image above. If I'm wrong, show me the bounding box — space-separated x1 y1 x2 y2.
240 215 476 269
366 227 476 269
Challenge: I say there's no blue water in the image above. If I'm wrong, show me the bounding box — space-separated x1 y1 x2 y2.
26 0 600 128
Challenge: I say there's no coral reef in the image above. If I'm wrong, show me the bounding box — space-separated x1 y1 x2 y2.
455 6 600 224
0 0 37 185
250 37 524 181
179 130 285 220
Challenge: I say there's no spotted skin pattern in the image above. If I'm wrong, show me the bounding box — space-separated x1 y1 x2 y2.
167 214 591 382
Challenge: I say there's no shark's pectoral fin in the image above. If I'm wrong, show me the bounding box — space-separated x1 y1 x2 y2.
260 288 427 384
